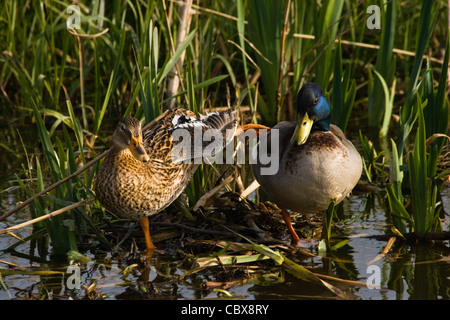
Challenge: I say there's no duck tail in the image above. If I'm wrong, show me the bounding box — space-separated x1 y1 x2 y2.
200 108 237 146
170 108 237 164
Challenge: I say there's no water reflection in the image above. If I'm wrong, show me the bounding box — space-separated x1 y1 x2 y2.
387 243 450 300
320 192 450 300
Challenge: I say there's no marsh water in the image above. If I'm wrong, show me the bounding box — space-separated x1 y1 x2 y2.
0 124 449 300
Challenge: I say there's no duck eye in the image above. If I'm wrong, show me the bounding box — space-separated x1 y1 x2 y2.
313 97 319 105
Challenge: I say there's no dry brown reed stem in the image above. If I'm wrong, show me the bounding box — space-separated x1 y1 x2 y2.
0 259 18 267
142 109 170 131
170 0 245 23
227 39 261 72
275 0 291 123
367 236 396 265
0 198 95 239
193 175 234 211
164 0 193 110
233 123 269 200
314 273 369 288
240 179 261 200
67 28 109 38
294 33 446 65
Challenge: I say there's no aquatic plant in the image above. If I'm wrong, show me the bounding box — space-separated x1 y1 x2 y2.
386 38 449 236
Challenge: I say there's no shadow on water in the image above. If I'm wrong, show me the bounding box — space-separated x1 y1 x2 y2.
0 123 450 300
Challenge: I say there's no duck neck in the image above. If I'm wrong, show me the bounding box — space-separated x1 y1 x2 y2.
110 145 134 160
312 115 330 132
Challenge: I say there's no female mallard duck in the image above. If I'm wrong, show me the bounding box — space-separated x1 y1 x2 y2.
95 108 237 254
252 83 362 245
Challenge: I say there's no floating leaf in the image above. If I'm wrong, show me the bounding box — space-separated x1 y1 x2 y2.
193 253 270 269
213 288 233 297
281 255 349 299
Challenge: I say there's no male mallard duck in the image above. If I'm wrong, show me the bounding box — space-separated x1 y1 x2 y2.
95 108 237 255
252 83 362 245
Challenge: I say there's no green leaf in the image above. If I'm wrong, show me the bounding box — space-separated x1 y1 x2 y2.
330 239 349 251
32 105 62 185
281 255 347 298
398 1 438 154
373 70 396 137
66 99 85 165
194 253 271 268
368 0 396 129
331 39 355 133
385 183 413 234
221 228 285 265
157 29 196 85
389 138 403 202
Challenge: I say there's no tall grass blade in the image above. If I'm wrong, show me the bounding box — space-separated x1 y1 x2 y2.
373 70 396 137
94 27 127 135
385 184 412 234
0 273 12 299
281 255 348 298
313 0 344 90
398 1 438 156
331 39 356 133
31 105 63 187
408 98 439 234
247 0 283 125
422 38 450 179
237 0 255 123
368 0 396 130
157 30 196 86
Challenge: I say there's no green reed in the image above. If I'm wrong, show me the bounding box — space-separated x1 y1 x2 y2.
382 1 448 236
367 0 396 131
14 101 102 256
396 1 439 158
330 39 356 133
386 37 449 236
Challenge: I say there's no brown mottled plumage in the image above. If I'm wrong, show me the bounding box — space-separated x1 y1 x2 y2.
95 108 237 253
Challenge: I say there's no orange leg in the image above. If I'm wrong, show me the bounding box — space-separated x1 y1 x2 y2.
235 124 271 137
281 209 301 244
139 217 156 254
139 217 166 257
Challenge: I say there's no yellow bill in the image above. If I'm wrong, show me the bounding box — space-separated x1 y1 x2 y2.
290 112 313 146
129 135 150 162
